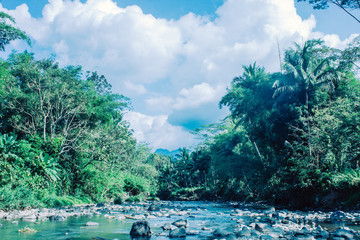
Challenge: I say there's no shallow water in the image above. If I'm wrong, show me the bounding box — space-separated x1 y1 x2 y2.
0 201 356 240
0 202 237 240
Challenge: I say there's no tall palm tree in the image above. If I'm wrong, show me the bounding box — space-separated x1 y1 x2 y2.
273 39 340 164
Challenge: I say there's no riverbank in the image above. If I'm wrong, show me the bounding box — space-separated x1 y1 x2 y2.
1 201 360 239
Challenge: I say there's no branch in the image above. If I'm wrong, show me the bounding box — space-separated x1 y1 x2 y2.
330 0 360 24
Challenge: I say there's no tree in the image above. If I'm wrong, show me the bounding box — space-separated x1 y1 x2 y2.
0 12 30 51
273 39 341 163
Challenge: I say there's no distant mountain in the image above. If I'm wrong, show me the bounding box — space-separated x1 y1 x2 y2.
155 148 181 158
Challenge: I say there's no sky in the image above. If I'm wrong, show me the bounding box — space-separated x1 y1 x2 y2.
0 0 359 151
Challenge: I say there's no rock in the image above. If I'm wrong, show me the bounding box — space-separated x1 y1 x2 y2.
293 236 316 240
255 223 270 233
161 223 177 231
315 230 329 239
172 219 188 228
49 215 66 221
176 211 188 216
22 214 37 220
86 221 99 226
125 214 145 220
169 227 186 238
332 228 354 239
331 211 347 222
236 226 251 237
281 219 290 224
213 228 232 238
147 204 159 211
96 203 105 207
115 215 125 220
186 230 199 235
155 232 167 236
296 226 311 235
130 221 151 237
264 207 276 214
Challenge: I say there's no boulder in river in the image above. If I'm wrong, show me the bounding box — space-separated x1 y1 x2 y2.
213 228 232 238
161 223 177 231
169 227 186 238
172 219 188 228
147 204 159 212
130 221 152 237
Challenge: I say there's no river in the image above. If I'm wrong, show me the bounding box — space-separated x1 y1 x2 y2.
1 201 359 239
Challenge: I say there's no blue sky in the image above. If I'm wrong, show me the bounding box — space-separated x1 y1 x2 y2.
0 0 358 150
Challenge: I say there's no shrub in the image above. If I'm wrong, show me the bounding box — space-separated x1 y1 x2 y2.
0 182 43 210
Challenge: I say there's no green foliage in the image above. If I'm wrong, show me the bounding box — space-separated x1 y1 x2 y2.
0 12 31 51
0 44 158 208
123 175 147 196
42 194 89 208
331 169 360 189
0 181 43 210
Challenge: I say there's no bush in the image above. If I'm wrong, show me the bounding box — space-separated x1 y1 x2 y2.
42 194 86 208
114 197 123 205
125 195 142 202
123 174 149 196
0 182 43 210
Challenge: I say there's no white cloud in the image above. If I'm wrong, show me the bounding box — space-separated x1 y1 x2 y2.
174 83 225 110
146 83 225 112
145 96 174 112
124 81 147 95
123 111 197 150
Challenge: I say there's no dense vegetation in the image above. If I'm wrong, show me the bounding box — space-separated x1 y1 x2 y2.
0 51 171 209
158 38 360 209
0 14 170 209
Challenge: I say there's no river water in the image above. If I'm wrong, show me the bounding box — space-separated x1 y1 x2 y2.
0 201 359 240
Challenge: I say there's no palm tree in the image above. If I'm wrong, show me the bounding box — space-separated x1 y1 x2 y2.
273 39 340 164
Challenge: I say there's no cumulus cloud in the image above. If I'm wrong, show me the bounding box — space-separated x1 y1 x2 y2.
174 83 225 110
123 111 197 150
0 0 354 149
146 82 226 111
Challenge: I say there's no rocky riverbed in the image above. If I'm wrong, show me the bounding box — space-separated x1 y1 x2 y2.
1 201 360 239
